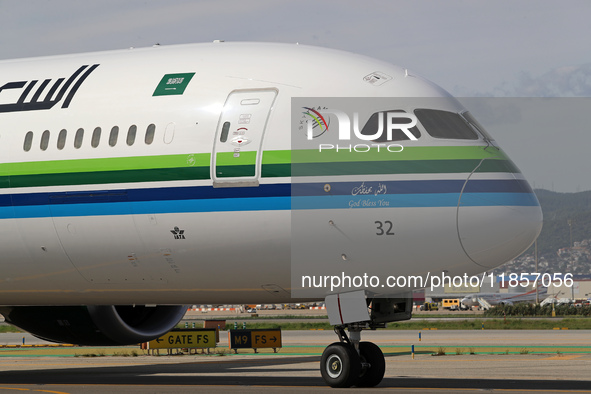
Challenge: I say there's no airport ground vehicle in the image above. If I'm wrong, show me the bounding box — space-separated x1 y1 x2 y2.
442 299 461 310
420 302 440 311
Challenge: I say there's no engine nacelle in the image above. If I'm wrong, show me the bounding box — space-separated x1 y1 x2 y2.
0 305 187 346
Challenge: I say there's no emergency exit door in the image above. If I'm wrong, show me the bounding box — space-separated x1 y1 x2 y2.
213 89 277 187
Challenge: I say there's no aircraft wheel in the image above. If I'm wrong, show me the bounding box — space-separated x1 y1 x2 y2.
356 341 385 387
320 342 360 388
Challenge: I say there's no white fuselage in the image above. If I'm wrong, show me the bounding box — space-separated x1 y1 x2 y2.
0 42 542 306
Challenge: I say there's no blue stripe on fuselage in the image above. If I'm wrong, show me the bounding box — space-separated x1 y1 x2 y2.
0 179 539 219
291 179 534 196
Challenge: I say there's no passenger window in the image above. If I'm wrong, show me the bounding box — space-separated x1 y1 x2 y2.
57 129 67 150
360 110 420 142
414 109 478 140
74 128 84 149
91 127 101 148
109 126 119 147
23 132 33 152
220 122 230 142
40 130 50 151
127 125 137 146
145 124 155 145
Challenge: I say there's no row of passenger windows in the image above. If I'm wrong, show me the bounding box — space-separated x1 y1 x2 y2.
23 124 156 152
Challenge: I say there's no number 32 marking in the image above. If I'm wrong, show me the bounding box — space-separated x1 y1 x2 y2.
375 220 394 236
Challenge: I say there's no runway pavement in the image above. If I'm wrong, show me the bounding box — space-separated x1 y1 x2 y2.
0 330 590 393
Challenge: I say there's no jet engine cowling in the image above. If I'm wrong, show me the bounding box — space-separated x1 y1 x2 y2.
0 305 187 346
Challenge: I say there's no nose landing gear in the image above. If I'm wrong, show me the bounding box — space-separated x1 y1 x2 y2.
320 325 385 388
321 341 360 388
320 293 412 388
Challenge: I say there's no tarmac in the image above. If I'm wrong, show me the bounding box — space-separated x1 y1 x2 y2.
0 330 591 393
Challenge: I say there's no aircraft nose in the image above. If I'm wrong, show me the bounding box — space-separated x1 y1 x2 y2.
457 179 543 269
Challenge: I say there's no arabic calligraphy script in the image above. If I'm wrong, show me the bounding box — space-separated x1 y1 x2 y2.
349 182 389 208
0 64 100 113
351 182 387 196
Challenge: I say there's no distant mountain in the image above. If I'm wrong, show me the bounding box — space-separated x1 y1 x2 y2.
531 189 591 256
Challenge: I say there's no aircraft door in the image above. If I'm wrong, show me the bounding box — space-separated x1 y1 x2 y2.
213 89 277 187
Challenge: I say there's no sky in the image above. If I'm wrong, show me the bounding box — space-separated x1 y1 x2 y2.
0 0 590 192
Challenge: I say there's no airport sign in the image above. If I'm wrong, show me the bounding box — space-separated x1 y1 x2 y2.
228 329 282 350
148 329 216 349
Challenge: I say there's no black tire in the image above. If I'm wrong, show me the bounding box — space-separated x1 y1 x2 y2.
356 341 385 387
320 342 361 388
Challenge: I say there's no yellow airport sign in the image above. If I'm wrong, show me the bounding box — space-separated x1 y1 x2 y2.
252 330 282 348
228 329 282 351
148 329 216 349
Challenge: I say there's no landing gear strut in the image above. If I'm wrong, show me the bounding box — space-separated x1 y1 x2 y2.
320 325 385 388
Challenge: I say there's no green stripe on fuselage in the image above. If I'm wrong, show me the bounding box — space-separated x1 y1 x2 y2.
263 159 518 178
8 167 210 188
1 146 517 188
267 145 508 164
215 151 257 166
6 154 210 176
215 151 257 178
262 146 518 177
3 153 211 188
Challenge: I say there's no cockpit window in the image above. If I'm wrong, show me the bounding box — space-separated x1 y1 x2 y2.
462 111 495 141
360 110 421 142
414 109 478 140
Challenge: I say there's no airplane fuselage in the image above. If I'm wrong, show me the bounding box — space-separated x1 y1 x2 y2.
0 42 542 306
